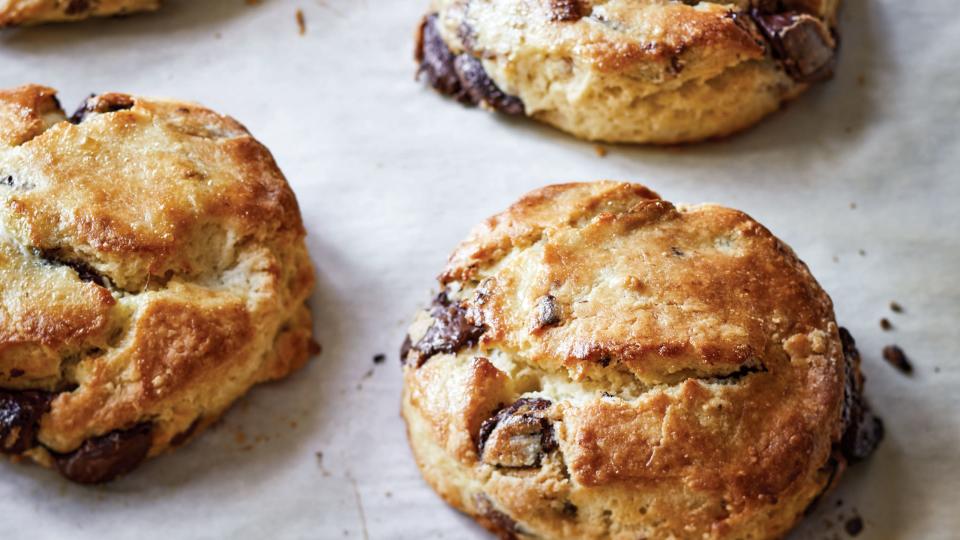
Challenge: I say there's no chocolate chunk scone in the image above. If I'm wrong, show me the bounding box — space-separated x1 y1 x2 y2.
416 1 840 143
401 182 881 539
0 85 316 484
0 0 159 27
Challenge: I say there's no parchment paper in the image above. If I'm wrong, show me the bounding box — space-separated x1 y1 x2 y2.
0 1 957 538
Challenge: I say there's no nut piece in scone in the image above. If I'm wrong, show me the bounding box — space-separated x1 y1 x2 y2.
400 181 882 540
0 0 160 27
0 84 317 484
416 1 840 144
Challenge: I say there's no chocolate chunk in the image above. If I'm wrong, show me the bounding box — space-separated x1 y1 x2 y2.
0 390 53 454
882 345 913 375
562 501 578 517
534 295 562 330
549 0 585 22
478 398 556 468
410 292 485 367
845 515 864 536
399 335 413 365
416 14 525 116
64 0 91 15
39 249 109 288
837 328 884 462
751 11 836 83
69 93 135 124
170 418 200 447
54 423 153 484
474 494 520 539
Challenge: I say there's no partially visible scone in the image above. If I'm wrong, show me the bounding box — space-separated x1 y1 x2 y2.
401 182 882 539
0 85 317 484
0 0 159 27
416 1 840 143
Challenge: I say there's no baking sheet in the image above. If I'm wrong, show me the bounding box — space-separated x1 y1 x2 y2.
0 0 958 538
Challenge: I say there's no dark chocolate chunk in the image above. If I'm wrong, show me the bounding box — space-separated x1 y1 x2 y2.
837 328 884 462
416 15 465 100
64 0 91 15
751 11 836 83
882 345 913 375
69 93 135 124
410 292 486 367
562 501 578 517
416 14 525 116
0 390 53 454
399 335 413 365
478 398 556 468
8 369 24 378
39 249 109 288
549 0 585 22
54 423 153 484
474 494 520 539
453 54 525 115
534 295 562 330
845 515 864 536
170 418 200 447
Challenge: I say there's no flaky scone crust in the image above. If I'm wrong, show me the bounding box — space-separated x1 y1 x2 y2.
0 85 315 482
0 0 159 27
419 0 840 143
402 182 850 539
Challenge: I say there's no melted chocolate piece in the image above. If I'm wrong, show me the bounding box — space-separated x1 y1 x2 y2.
474 494 521 539
39 249 109 288
416 15 525 116
65 0 91 15
549 0 585 22
478 398 557 468
69 93 135 124
838 328 884 462
0 390 53 454
410 292 486 367
54 423 153 484
534 295 562 330
751 11 837 83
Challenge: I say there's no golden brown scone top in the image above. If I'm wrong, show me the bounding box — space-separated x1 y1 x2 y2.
0 0 160 27
0 85 315 483
402 182 852 539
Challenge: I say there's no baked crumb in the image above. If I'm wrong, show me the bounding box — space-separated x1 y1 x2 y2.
889 301 904 313
296 9 306 35
882 345 913 375
594 145 608 157
879 318 893 331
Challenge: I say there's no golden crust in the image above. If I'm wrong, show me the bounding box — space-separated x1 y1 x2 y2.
0 85 315 481
402 182 848 539
421 0 841 143
0 0 160 27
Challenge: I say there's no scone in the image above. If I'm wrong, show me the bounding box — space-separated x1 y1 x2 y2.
0 0 159 27
416 1 840 143
0 85 316 484
400 182 882 539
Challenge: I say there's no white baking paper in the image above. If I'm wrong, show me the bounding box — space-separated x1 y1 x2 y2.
0 0 957 538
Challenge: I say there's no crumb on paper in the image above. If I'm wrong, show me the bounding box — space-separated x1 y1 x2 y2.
373 353 386 364
858 249 866 257
296 9 306 35
832 255 840 263
594 145 607 157
890 301 904 313
234 429 247 445
882 345 913 375
844 514 864 536
849 202 857 209
880 318 893 331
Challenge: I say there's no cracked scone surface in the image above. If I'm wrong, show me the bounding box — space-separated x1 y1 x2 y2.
0 85 316 484
416 0 840 143
401 182 880 539
0 0 159 27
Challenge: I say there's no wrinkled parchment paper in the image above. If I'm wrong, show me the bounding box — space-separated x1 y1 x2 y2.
0 1 957 538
